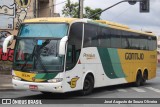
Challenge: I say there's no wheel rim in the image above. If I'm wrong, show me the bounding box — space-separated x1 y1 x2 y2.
143 72 147 80
84 79 91 90
143 72 147 83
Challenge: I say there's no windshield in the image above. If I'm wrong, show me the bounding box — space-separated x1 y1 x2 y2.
19 23 68 38
13 23 68 72
13 38 64 72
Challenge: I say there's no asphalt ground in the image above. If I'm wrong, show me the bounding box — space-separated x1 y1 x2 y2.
0 75 12 91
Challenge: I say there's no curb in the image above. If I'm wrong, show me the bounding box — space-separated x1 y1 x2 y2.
0 88 25 91
0 84 25 91
0 84 13 91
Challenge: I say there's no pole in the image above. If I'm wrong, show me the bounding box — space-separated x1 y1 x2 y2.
88 0 143 19
80 0 84 18
78 0 80 18
89 0 126 19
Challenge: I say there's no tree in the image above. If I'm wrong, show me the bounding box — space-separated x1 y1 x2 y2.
62 0 102 20
62 0 79 18
84 6 102 20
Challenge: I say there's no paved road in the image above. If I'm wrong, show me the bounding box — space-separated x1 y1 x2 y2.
1 75 160 98
0 68 160 106
0 70 160 99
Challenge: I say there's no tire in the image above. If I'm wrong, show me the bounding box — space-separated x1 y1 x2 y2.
80 74 94 95
134 72 142 87
141 71 148 85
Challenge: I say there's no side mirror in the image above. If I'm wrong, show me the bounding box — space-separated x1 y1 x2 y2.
59 36 68 55
3 35 14 53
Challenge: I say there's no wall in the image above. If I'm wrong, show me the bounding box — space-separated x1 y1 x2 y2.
0 0 34 74
0 0 56 74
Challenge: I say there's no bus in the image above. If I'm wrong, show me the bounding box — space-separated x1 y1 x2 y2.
157 40 160 62
3 17 157 95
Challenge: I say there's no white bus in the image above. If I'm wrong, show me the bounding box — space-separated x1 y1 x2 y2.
157 40 160 62
3 18 157 95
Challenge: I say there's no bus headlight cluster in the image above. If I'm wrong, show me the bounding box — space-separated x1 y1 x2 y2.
48 78 63 83
12 76 21 81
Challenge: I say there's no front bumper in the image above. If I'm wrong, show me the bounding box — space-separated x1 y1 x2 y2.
12 79 64 93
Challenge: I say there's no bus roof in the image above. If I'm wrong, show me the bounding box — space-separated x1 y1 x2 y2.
24 17 78 23
24 17 155 36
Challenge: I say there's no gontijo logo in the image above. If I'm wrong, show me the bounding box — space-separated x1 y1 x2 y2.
125 53 144 60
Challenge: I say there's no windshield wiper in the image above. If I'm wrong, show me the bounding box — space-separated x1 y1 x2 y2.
33 43 48 72
20 40 50 72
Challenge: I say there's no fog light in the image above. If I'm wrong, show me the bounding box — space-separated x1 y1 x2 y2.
55 86 62 90
48 78 63 83
12 76 21 81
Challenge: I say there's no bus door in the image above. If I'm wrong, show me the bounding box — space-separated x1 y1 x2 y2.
64 22 83 91
65 44 83 91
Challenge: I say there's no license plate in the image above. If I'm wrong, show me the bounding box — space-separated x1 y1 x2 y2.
29 85 38 90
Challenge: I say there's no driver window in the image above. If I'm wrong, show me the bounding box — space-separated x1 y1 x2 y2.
66 22 83 70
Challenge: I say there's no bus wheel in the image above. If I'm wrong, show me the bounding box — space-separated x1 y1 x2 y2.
81 74 94 95
141 71 148 85
134 72 142 87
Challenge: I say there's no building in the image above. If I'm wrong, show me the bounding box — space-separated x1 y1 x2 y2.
0 0 57 73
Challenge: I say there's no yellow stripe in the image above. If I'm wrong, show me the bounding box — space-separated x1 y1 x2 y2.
14 70 45 82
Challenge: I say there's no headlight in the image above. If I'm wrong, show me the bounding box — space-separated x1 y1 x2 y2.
48 78 63 83
12 76 21 81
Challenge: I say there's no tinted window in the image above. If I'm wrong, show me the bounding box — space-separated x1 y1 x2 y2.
152 37 157 50
110 29 121 48
82 23 156 51
131 33 140 50
139 35 148 50
19 23 68 38
98 27 110 47
148 36 157 50
148 36 152 50
121 31 131 49
66 22 83 70
84 24 98 47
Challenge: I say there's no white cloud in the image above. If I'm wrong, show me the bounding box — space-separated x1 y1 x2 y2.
55 0 160 35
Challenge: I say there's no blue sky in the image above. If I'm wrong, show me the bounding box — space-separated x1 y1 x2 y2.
55 0 160 36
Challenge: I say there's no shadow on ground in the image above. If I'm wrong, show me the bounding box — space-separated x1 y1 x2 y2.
17 82 155 99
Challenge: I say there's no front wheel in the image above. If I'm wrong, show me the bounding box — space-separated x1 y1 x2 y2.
80 74 94 95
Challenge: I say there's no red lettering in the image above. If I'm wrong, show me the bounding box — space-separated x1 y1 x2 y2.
2 53 8 61
0 48 14 62
0 48 2 60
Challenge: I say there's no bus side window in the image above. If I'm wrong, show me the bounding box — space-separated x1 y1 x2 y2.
66 45 75 70
152 37 157 50
84 23 98 47
110 29 121 48
148 36 157 51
